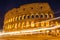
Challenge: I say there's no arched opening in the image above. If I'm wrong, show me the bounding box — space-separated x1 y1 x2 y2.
31 15 34 18
49 14 53 18
20 16 22 20
40 15 44 18
22 15 26 19
27 15 30 19
36 14 39 18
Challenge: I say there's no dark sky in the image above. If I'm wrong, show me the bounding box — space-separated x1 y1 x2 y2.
0 0 60 29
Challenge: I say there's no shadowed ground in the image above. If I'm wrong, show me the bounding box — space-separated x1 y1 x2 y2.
0 33 60 40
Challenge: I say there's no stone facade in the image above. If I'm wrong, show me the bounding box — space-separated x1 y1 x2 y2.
3 3 59 32
1 2 60 40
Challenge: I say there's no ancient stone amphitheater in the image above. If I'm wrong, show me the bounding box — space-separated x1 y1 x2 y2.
0 2 60 40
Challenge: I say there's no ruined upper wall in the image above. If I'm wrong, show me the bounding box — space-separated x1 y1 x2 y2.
3 3 56 32
4 3 54 20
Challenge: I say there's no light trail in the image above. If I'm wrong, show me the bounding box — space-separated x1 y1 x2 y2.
20 25 60 33
0 25 60 36
0 17 60 36
35 17 60 24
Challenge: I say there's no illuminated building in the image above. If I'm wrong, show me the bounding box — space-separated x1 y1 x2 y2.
2 3 60 40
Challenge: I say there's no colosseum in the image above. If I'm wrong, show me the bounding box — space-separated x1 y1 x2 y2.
0 2 60 40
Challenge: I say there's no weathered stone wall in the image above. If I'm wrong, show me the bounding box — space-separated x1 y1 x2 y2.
3 3 56 32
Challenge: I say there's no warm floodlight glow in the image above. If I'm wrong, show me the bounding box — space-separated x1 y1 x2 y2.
31 22 35 27
0 25 60 36
35 17 60 24
0 17 60 36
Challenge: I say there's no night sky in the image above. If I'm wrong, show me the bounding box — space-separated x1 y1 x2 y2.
0 0 60 29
